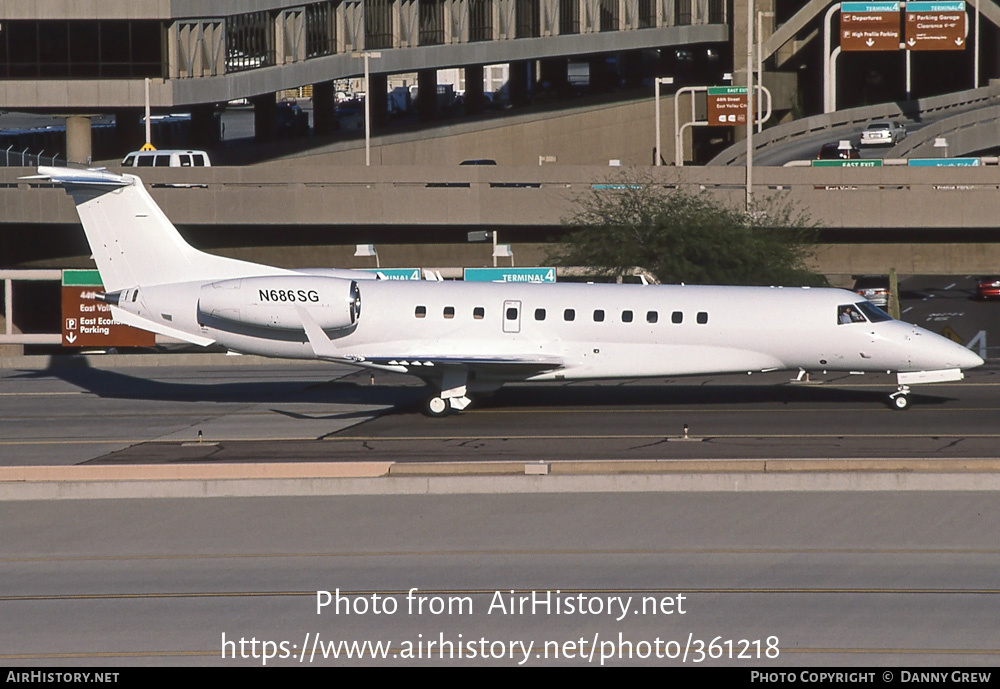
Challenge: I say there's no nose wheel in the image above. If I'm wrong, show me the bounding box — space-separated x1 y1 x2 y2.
889 385 911 411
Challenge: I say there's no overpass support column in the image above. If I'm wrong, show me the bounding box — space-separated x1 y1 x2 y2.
189 104 219 149
252 93 278 142
112 109 143 157
464 65 485 115
417 69 439 122
370 73 389 129
623 51 644 89
312 81 338 135
539 58 568 95
589 55 612 93
509 60 532 106
65 117 93 165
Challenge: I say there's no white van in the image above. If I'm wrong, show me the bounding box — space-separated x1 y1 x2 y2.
121 150 211 168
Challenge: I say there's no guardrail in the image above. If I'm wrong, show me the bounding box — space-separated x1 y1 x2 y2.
707 83 1000 166
1 270 61 345
889 105 1000 158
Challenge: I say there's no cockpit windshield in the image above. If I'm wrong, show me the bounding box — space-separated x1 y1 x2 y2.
838 304 866 324
838 302 893 325
855 300 892 322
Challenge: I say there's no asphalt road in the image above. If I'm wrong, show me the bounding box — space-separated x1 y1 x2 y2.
2 491 999 666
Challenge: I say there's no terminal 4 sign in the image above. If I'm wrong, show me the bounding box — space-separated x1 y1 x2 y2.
841 2 902 51
464 268 556 283
61 270 155 348
905 1 967 51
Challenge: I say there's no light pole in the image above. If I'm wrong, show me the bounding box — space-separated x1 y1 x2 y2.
757 10 775 134
353 51 382 166
354 243 380 268
746 0 755 210
654 77 674 166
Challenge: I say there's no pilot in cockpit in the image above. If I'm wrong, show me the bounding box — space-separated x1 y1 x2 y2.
838 305 865 325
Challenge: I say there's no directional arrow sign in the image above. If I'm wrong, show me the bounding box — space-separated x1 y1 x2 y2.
811 159 884 167
841 2 902 51
706 86 748 126
905 1 967 51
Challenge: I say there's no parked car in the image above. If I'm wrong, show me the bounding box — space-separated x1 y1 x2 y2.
121 149 211 167
859 120 907 146
976 277 1000 300
853 276 891 309
817 141 861 160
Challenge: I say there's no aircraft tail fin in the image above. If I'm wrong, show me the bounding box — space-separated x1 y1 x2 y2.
31 167 287 291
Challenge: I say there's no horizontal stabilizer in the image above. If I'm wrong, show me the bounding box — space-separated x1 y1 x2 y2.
24 167 131 188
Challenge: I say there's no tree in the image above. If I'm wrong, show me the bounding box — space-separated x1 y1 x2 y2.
550 177 827 286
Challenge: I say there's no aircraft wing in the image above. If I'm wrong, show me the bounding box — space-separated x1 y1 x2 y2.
296 306 563 375
359 354 564 377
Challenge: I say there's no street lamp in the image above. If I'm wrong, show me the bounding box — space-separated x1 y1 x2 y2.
493 244 514 267
654 77 673 166
352 51 382 166
354 243 380 268
746 0 755 210
757 10 775 134
934 137 949 158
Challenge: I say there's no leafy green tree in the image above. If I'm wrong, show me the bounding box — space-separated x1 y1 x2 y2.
550 178 827 286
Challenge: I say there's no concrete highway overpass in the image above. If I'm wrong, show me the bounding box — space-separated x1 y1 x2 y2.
4 161 1000 277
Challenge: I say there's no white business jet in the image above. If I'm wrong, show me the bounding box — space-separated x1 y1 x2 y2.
32 166 983 416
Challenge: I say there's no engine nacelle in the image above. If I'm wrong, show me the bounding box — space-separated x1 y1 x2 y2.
198 276 360 332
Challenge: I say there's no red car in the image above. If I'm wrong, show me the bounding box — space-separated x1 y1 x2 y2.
976 278 1000 300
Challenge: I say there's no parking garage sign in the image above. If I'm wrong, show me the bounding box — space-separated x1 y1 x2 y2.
61 270 154 347
905 1 966 51
841 2 902 51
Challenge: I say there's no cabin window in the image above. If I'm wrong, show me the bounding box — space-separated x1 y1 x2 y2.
564 308 575 321
443 306 455 319
647 311 658 323
672 311 683 324
697 312 708 325
473 307 485 320
534 308 546 320
415 305 426 318
506 306 519 320
593 309 605 322
622 310 633 323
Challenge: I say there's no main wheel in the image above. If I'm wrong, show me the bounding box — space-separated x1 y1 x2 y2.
891 394 910 410
424 395 450 417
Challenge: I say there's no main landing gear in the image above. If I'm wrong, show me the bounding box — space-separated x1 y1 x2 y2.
888 385 911 410
423 394 472 417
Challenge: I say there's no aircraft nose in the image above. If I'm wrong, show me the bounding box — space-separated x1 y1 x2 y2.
932 335 984 370
954 344 985 370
